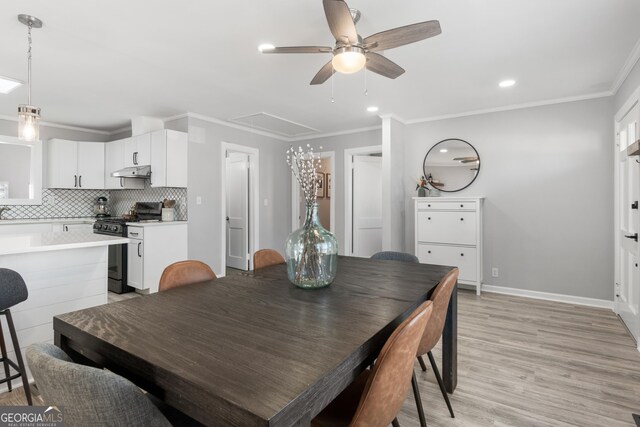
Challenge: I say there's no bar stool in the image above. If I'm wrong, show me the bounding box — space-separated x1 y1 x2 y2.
0 268 32 405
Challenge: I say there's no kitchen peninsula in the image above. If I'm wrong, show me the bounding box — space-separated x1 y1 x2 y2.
0 230 128 390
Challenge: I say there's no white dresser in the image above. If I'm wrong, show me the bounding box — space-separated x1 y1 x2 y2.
414 197 483 294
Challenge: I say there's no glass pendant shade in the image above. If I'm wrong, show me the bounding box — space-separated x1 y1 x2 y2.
331 47 366 74
18 105 40 141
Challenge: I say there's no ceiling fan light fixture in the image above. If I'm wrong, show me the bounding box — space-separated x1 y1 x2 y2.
499 79 516 88
331 46 366 74
258 43 275 53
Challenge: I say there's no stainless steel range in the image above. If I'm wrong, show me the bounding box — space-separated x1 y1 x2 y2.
93 218 133 294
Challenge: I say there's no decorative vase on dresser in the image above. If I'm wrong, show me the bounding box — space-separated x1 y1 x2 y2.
414 197 483 294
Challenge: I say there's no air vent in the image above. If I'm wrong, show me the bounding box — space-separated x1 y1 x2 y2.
229 113 319 138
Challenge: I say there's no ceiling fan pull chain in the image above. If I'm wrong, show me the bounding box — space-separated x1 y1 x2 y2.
364 63 368 96
331 72 335 103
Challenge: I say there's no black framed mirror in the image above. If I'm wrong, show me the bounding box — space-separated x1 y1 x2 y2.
422 138 480 192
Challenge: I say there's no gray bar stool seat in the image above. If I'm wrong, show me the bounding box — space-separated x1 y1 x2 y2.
0 268 32 405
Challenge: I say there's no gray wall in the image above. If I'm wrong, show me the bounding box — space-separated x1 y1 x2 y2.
403 97 614 300
0 118 110 143
173 116 290 275
0 144 31 199
299 129 382 254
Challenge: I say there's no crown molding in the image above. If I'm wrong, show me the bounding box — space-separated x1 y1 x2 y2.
172 112 291 142
0 114 113 135
611 37 640 94
403 91 613 125
290 125 382 142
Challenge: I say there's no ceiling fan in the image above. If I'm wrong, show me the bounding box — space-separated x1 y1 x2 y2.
453 157 479 164
261 0 441 85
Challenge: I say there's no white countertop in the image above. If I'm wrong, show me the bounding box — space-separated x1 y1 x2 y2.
126 220 188 227
0 231 129 256
0 217 95 225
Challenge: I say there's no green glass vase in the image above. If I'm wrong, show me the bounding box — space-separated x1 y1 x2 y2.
285 202 338 289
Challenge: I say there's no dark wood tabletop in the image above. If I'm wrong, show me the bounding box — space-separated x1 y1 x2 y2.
54 256 457 426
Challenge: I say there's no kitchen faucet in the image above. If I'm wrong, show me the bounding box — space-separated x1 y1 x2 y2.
0 207 11 220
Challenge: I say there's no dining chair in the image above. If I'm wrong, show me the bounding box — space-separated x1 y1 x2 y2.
371 251 419 263
158 260 216 292
27 342 172 426
312 300 434 427
412 268 459 427
253 249 286 270
0 268 32 405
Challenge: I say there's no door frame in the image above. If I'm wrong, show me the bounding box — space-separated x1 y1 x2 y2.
344 145 383 256
291 151 335 232
220 142 260 275
614 86 640 349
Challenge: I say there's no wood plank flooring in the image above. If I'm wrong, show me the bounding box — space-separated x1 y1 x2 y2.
1 290 638 426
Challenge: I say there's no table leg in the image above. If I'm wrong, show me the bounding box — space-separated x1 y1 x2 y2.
442 282 457 393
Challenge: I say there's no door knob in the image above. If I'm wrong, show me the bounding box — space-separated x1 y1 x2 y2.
632 201 639 210
625 233 638 242
226 216 230 221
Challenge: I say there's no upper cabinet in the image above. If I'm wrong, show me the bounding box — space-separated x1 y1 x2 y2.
104 140 144 190
150 130 187 188
47 139 105 189
124 134 151 167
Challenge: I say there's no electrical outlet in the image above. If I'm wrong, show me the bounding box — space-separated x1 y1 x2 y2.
492 268 499 278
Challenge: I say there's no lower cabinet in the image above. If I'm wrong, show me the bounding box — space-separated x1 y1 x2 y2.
126 224 187 293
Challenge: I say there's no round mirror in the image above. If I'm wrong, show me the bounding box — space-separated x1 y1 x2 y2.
422 138 480 192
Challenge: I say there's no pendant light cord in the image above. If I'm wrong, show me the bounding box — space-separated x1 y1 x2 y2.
27 21 32 105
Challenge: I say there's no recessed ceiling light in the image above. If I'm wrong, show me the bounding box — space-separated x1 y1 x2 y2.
499 79 516 88
366 106 379 112
258 43 275 53
439 148 448 153
0 76 23 94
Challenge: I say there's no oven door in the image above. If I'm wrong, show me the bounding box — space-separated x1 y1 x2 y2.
107 242 129 293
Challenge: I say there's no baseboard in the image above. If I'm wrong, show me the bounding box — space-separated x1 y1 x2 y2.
482 285 614 310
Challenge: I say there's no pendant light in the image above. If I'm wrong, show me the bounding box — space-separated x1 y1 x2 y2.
17 14 43 142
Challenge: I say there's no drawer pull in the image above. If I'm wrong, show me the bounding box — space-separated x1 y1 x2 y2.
460 218 464 221
428 250 431 254
428 217 431 220
460 204 464 208
460 253 464 257
427 204 431 207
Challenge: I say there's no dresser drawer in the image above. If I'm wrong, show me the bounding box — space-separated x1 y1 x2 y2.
417 200 477 211
417 244 477 282
417 211 476 245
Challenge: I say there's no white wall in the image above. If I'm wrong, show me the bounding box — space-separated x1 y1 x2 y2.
382 117 405 251
403 97 614 300
172 116 291 275
615 58 640 112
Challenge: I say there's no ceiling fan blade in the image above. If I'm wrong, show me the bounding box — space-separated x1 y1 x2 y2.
323 0 358 44
262 46 333 54
364 20 441 52
365 52 405 79
310 60 336 85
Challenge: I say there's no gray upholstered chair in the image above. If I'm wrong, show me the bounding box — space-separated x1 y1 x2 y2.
27 342 172 427
371 251 419 263
0 268 32 405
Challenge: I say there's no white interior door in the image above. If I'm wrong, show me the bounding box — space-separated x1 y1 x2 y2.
352 156 382 257
226 152 249 270
616 102 640 343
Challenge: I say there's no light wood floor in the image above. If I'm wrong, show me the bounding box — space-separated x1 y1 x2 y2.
1 291 638 426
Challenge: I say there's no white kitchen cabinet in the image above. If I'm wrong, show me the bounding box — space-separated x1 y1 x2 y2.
150 130 188 188
414 197 483 294
124 134 151 167
47 139 105 189
105 140 145 190
126 223 188 293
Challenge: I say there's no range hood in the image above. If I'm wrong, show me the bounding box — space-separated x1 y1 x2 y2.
111 165 151 179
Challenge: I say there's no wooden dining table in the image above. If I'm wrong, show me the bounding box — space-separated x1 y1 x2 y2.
53 256 457 426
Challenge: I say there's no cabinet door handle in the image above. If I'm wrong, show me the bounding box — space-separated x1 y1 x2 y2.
64 225 68 232
460 204 464 208
137 242 142 257
120 177 124 188
427 217 431 220
134 152 138 165
460 253 465 257
625 233 638 242
427 204 431 207
79 175 82 188
460 217 464 221
130 232 139 236
427 250 431 254
74 175 77 188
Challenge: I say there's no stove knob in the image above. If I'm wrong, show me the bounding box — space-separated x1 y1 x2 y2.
112 225 119 232
95 224 102 230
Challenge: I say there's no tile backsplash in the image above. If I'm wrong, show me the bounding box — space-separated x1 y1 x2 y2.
109 181 187 220
0 188 108 219
0 182 187 221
